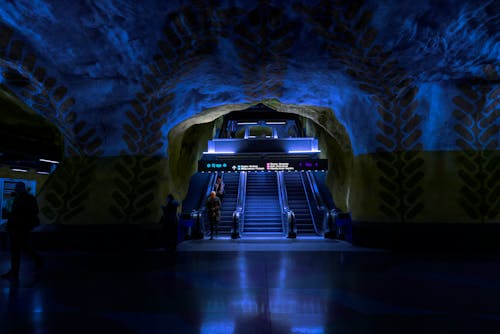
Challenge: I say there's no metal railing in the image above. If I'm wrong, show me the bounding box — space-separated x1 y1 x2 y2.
323 209 337 239
328 209 352 241
304 171 328 236
277 171 296 238
232 171 246 238
299 172 319 234
191 172 217 239
285 210 296 238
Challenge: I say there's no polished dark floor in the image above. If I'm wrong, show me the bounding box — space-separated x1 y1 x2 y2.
1 240 500 334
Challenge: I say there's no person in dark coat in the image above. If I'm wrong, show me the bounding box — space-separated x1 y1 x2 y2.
160 194 179 251
1 182 42 283
205 191 221 240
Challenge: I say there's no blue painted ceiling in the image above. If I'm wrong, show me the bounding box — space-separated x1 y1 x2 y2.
0 0 498 156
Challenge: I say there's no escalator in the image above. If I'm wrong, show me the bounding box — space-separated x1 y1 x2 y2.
218 173 239 235
182 171 334 238
283 172 316 235
243 172 282 235
310 171 335 210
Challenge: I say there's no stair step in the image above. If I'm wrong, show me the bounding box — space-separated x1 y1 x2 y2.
245 224 282 227
245 216 281 219
244 173 283 233
245 218 282 222
243 228 283 233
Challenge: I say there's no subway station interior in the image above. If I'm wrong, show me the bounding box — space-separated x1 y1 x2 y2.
0 0 499 333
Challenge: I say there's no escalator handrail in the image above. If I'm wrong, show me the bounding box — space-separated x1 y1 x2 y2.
232 172 245 237
310 171 336 210
299 172 321 235
277 171 290 211
235 171 247 233
306 171 329 234
277 171 292 236
305 171 327 212
198 172 217 231
276 172 284 235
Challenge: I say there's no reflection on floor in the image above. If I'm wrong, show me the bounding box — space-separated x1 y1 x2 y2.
177 238 377 252
1 241 500 333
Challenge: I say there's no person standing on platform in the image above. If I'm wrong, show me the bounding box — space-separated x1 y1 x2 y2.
213 175 225 202
160 194 179 252
206 191 221 240
0 182 42 283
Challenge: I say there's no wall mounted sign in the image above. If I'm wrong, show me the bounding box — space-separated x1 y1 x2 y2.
198 159 327 172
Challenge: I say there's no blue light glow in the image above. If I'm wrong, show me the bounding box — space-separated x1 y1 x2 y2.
288 150 321 154
200 321 235 334
0 0 497 157
417 82 459 151
31 290 44 324
291 327 325 334
203 151 235 154
0 0 55 44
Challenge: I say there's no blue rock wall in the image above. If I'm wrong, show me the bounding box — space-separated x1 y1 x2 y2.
0 0 498 158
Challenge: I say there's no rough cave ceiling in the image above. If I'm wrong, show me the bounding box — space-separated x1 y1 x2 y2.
0 0 498 157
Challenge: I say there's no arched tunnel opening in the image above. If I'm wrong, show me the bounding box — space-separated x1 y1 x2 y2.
0 2 500 332
0 87 63 222
167 100 354 239
0 0 497 250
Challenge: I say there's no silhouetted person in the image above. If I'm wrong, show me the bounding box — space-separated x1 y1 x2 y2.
160 194 179 252
206 191 220 240
1 182 42 283
213 175 225 202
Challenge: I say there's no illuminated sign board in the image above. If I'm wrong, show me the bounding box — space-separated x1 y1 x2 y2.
198 159 327 172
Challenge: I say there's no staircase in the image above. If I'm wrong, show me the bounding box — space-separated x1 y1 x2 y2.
218 173 239 235
243 172 283 235
284 172 316 235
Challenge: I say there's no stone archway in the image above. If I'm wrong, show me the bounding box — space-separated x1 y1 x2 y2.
166 99 354 211
0 88 64 194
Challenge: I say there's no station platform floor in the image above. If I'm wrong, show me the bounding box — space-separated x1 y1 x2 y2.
1 239 500 333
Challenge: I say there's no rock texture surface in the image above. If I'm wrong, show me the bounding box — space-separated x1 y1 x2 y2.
0 0 498 226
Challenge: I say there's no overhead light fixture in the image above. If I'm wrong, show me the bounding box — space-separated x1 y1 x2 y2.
202 151 235 154
36 171 50 175
288 150 321 153
11 168 28 172
266 121 286 125
39 158 60 164
237 122 258 125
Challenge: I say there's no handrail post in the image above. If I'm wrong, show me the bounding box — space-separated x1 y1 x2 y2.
235 171 246 237
190 172 216 240
331 209 352 241
231 210 241 239
287 210 297 238
277 171 293 237
191 210 204 239
324 210 336 239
